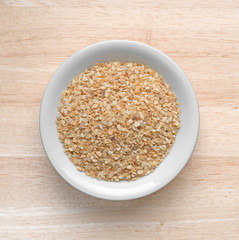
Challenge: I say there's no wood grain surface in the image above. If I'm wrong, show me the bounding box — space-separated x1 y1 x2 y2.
1 0 239 239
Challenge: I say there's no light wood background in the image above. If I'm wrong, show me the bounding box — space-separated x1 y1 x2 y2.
1 0 239 239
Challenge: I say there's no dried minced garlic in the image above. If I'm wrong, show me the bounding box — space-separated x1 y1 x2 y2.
56 62 180 181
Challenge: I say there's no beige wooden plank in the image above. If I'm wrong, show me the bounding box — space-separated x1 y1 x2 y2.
0 106 238 157
0 155 239 238
0 156 239 208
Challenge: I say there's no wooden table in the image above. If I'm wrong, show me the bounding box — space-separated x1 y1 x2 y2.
1 0 239 239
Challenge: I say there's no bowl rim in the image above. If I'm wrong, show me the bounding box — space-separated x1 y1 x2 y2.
40 40 200 200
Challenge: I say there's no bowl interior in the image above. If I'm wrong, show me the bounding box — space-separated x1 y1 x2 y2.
40 41 199 200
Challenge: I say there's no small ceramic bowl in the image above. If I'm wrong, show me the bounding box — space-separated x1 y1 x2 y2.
40 40 199 200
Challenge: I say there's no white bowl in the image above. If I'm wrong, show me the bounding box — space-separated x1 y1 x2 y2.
40 40 199 200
